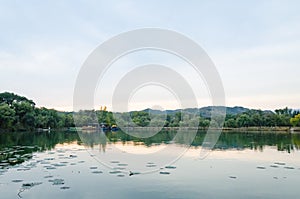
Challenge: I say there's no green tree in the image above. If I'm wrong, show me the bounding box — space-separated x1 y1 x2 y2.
225 118 237 128
199 117 210 128
236 114 251 127
290 114 300 127
131 111 150 127
0 92 35 106
0 103 16 129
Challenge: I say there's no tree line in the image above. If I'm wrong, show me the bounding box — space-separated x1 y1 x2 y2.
74 107 300 129
1 92 300 131
0 92 74 131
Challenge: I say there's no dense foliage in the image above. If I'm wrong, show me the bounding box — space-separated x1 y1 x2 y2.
1 92 299 131
0 92 74 131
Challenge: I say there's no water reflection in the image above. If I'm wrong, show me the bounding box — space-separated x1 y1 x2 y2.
79 130 300 153
1 130 300 169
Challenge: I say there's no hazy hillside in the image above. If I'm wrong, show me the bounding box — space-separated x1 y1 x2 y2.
141 106 265 118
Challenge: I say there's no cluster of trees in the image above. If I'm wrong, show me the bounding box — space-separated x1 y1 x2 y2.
2 92 300 131
73 109 115 127
0 92 74 131
125 108 300 128
123 108 300 128
223 108 299 128
38 107 300 130
290 114 300 127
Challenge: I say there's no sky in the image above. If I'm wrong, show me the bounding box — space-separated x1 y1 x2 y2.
0 0 300 111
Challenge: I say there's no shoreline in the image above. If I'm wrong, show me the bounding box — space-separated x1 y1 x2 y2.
1 126 300 134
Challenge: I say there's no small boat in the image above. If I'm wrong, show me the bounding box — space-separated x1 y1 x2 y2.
111 124 119 131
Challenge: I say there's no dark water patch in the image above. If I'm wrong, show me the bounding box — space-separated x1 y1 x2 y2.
118 163 128 166
44 175 53 178
17 168 31 171
284 166 295 170
159 171 170 175
113 167 126 170
92 171 103 174
270 165 279 168
49 179 65 185
109 170 122 174
45 166 57 170
12 179 23 183
146 164 157 168
52 163 67 167
165 165 176 169
256 166 266 169
22 182 42 188
90 166 98 169
40 161 51 165
129 171 141 176
44 157 55 161
117 174 125 177
229 176 237 179
60 186 70 190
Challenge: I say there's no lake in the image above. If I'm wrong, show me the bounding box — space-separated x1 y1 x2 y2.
1 130 300 199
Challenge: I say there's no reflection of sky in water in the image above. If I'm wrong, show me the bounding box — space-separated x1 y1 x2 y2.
1 136 300 199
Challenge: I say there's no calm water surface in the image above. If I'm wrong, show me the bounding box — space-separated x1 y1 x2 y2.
0 130 300 199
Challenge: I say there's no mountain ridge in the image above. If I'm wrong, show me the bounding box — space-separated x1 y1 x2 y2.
139 106 273 118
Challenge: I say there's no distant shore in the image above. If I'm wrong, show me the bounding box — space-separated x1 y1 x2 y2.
159 126 298 133
2 126 300 134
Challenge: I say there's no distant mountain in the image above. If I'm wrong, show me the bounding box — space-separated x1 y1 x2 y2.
140 106 272 118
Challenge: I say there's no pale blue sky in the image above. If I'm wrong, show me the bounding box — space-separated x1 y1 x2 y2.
0 0 300 111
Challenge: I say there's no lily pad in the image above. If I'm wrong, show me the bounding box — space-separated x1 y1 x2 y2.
109 170 122 174
12 179 23 183
44 157 55 161
60 186 70 190
159 171 170 175
52 163 67 167
22 182 42 189
92 171 103 174
49 179 65 185
118 163 128 166
113 167 126 170
256 166 266 169
44 175 53 178
146 164 157 168
165 166 176 169
284 166 295 170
